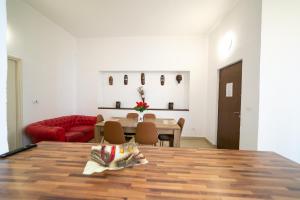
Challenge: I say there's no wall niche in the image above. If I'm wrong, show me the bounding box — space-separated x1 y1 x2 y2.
98 71 190 110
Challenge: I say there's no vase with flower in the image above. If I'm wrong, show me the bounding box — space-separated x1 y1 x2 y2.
134 101 149 122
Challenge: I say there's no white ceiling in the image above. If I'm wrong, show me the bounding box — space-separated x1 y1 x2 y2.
24 0 239 38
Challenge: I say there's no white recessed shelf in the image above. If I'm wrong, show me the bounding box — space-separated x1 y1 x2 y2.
98 71 190 111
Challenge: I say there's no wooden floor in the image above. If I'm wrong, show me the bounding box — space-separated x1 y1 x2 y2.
90 137 216 148
0 142 300 199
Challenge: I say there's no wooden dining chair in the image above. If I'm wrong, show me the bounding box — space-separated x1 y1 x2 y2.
143 113 156 120
97 114 104 122
125 113 138 141
159 118 185 147
88 114 104 143
126 113 138 120
103 121 126 144
135 122 158 145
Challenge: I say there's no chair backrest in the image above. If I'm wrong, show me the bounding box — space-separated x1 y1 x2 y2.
97 114 104 123
104 121 126 144
177 118 185 134
143 113 156 120
126 113 138 120
135 122 158 145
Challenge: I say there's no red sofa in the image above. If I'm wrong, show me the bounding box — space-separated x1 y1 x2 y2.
25 115 97 143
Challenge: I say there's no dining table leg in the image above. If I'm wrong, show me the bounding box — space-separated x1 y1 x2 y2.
94 125 102 143
173 129 181 147
94 125 99 143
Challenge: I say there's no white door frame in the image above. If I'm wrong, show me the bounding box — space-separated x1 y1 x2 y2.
7 56 23 148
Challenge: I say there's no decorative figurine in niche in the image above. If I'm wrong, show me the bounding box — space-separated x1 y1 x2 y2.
168 102 174 110
176 74 182 84
160 75 165 86
124 74 128 85
109 76 113 85
141 73 145 85
116 101 121 109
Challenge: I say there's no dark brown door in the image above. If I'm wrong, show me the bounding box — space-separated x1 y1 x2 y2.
217 61 242 149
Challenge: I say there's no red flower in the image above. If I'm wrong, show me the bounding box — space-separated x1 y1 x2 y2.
134 101 149 112
136 101 144 107
143 102 149 108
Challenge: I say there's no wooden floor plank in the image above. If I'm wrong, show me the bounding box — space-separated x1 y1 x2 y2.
0 141 299 199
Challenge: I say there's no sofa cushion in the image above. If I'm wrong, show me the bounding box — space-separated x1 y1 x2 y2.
41 116 77 131
69 126 94 134
25 125 66 143
74 116 97 126
65 131 84 142
25 115 97 143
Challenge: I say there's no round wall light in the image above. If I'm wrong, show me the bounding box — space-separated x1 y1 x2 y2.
218 31 235 59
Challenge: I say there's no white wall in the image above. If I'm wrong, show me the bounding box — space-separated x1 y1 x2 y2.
77 36 208 137
7 0 77 144
207 0 262 149
0 0 9 154
258 0 300 163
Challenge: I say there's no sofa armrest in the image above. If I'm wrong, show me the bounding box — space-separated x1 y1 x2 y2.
25 125 66 143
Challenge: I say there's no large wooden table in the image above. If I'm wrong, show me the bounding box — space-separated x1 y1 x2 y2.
1 142 300 199
94 117 181 147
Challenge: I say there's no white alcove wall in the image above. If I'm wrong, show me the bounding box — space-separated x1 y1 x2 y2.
98 71 190 110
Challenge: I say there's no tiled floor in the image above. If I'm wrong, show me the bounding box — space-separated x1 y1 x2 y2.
180 137 215 149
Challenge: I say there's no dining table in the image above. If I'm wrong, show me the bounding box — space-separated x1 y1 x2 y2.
94 117 181 147
1 141 300 199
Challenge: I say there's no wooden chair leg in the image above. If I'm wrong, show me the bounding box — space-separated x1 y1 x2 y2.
169 138 174 147
100 136 104 144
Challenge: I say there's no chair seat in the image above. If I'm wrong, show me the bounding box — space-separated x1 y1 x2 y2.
158 134 173 141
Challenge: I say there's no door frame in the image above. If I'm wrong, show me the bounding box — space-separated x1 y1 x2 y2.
7 56 23 148
216 59 243 149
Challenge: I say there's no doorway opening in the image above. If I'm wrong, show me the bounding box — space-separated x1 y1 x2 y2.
7 56 23 150
217 60 242 149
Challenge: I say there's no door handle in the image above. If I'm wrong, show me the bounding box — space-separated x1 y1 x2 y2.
233 112 240 118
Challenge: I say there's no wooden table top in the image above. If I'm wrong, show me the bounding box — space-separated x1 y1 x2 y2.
96 117 181 130
1 142 300 199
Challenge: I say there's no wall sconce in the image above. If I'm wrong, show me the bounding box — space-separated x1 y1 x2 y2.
218 31 235 59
